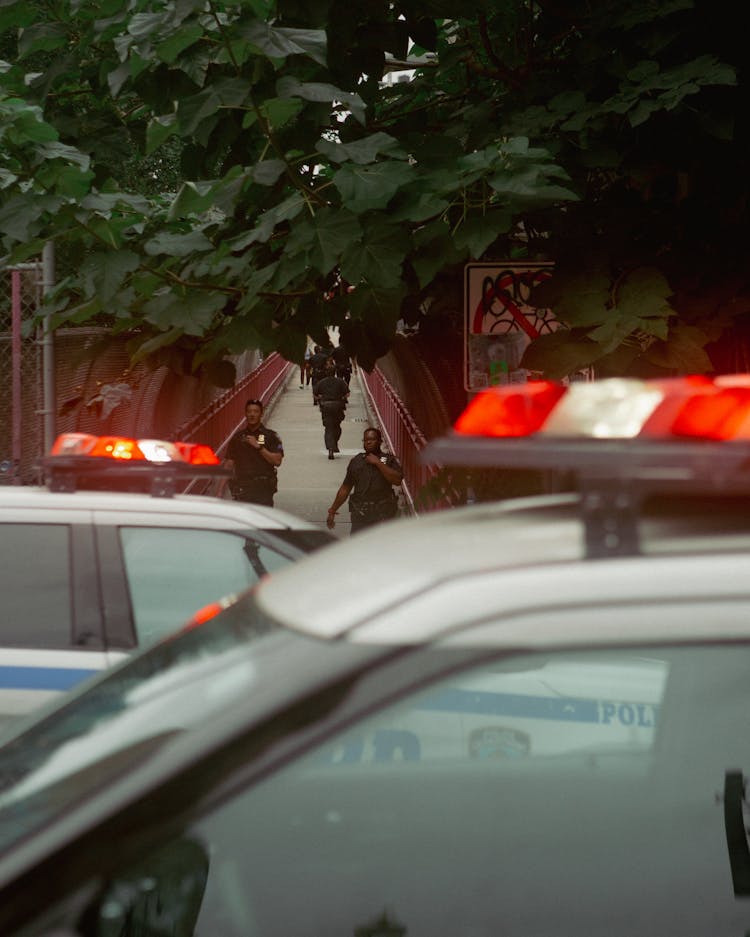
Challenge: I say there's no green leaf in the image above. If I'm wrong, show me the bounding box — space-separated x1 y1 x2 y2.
341 224 409 288
411 221 463 288
548 91 587 116
6 106 58 143
389 190 449 224
167 180 217 219
144 230 214 256
146 114 179 154
286 207 362 275
645 325 714 372
260 97 305 130
239 21 328 67
332 161 414 213
520 330 599 380
315 132 405 165
537 273 612 328
628 99 659 127
453 211 512 259
85 215 134 250
107 62 131 97
218 314 264 355
252 159 287 186
617 267 674 321
0 194 47 240
127 11 166 40
37 141 90 170
588 313 641 354
39 164 95 199
156 23 203 64
177 89 220 136
276 77 366 125
81 249 140 303
58 295 104 326
227 192 307 249
130 327 184 364
17 23 68 58
143 289 226 335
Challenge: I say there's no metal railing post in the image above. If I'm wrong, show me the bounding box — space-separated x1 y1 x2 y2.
41 243 56 453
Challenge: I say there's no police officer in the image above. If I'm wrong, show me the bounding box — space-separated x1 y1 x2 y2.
326 427 403 533
331 342 352 385
222 399 283 506
308 345 330 404
314 357 350 459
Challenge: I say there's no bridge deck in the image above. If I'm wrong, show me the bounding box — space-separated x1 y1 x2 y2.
262 366 378 539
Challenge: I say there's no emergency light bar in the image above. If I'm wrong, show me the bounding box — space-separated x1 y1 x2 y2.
43 433 228 496
422 375 750 559
423 375 750 481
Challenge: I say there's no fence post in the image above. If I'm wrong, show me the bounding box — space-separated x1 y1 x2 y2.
11 271 22 483
41 242 56 453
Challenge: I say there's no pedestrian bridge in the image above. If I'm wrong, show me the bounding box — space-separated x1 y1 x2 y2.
175 351 458 535
2 299 467 529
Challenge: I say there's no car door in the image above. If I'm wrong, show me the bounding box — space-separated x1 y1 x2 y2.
0 516 111 727
5 598 750 936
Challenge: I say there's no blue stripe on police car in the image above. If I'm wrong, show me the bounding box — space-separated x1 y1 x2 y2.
0 666 98 691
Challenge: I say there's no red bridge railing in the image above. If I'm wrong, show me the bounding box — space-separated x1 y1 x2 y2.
173 352 292 494
175 352 292 450
358 366 450 514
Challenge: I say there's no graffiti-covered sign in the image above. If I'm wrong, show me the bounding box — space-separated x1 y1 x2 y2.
464 262 557 392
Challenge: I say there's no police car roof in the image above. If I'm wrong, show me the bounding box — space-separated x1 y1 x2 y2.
255 491 750 645
0 485 321 530
256 374 750 645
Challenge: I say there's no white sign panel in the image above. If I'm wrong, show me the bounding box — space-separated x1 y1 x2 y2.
464 262 557 392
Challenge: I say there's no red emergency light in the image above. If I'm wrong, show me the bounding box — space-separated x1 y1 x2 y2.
49 433 220 465
452 375 750 442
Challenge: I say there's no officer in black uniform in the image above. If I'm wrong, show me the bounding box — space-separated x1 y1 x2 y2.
331 342 352 385
308 345 330 404
326 427 403 534
222 398 283 506
314 357 350 459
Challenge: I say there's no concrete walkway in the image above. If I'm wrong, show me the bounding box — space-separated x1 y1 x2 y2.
264 366 377 539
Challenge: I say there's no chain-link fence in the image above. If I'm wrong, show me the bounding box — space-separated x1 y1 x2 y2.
0 263 43 484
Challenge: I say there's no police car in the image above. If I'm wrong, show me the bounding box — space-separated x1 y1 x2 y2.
0 432 333 726
1 374 750 937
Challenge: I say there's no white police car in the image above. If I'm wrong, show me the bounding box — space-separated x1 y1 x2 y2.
0 432 332 726
1 374 750 937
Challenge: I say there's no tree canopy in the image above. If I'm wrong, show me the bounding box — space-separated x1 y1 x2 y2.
0 0 746 382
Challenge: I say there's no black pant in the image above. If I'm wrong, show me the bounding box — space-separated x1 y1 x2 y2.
320 400 345 451
230 479 275 506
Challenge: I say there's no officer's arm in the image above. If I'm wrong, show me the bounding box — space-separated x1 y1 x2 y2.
260 443 283 467
327 482 352 528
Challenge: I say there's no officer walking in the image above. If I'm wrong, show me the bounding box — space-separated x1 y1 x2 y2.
326 427 403 533
308 345 330 404
314 358 350 459
221 398 284 506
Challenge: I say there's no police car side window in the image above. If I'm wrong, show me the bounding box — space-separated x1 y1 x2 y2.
315 653 668 766
118 527 287 647
0 524 72 646
88 645 750 937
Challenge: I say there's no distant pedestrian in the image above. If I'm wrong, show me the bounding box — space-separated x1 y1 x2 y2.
299 346 312 389
314 357 350 459
308 345 329 404
331 342 352 385
326 427 403 534
221 399 283 506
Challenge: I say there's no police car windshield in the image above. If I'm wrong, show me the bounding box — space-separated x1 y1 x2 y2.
0 592 284 853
